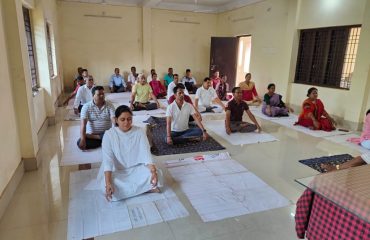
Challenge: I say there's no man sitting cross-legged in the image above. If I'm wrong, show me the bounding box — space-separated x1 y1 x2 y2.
77 86 115 150
195 77 225 113
109 67 126 93
73 75 94 114
167 74 189 101
130 74 160 111
166 85 208 145
225 87 262 135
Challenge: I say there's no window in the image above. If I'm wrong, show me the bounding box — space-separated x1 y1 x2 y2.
294 25 361 89
22 6 38 91
46 23 55 77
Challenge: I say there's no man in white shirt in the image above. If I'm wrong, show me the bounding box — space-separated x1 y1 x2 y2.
166 85 208 145
109 68 126 93
321 153 370 172
195 77 225 113
127 66 138 91
73 75 95 114
77 86 115 150
181 69 197 94
167 74 189 100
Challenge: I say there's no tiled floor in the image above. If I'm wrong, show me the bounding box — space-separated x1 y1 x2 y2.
0 108 361 240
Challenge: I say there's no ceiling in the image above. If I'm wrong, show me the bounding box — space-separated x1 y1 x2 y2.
59 0 265 13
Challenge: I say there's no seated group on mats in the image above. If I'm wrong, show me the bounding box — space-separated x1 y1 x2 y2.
67 66 370 203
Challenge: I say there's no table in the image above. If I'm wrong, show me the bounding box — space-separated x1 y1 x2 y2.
295 165 370 239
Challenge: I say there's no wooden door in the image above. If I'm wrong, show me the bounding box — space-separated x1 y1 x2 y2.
209 37 239 89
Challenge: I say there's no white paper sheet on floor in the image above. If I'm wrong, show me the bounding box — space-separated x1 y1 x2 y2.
249 106 296 121
204 120 278 145
324 133 370 154
60 122 102 166
270 116 351 137
64 109 80 121
68 168 188 240
66 98 74 110
248 105 351 138
165 152 289 222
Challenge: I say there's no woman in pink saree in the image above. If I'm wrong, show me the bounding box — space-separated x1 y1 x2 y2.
348 109 370 149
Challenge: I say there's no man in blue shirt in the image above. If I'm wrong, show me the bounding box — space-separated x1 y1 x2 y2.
109 68 126 93
164 67 174 87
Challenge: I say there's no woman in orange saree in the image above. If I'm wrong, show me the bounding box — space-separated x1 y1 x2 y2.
238 73 262 104
295 87 336 131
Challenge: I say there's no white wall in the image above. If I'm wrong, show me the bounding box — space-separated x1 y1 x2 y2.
0 0 22 198
217 0 370 127
151 9 217 80
289 0 369 125
217 0 291 100
0 0 63 199
58 2 218 88
58 2 144 88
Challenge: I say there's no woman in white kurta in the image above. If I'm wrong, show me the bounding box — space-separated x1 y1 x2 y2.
97 105 161 201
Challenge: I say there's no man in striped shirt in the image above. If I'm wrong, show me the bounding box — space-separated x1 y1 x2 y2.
77 86 115 150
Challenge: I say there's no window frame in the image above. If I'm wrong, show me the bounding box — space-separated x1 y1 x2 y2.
22 6 39 92
294 25 361 90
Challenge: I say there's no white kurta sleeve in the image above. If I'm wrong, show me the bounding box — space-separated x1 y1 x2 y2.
102 132 115 172
138 128 153 165
195 88 201 99
73 87 82 108
166 104 172 117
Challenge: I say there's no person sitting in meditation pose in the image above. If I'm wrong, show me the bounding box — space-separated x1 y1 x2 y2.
77 86 115 150
149 73 167 99
130 74 160 111
295 87 336 131
215 74 230 101
109 67 126 93
225 87 262 135
262 83 293 117
195 77 225 113
239 73 262 105
97 105 161 201
347 109 370 150
167 74 189 101
73 75 94 114
166 85 208 145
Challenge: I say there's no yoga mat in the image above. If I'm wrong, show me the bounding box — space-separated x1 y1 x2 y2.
60 122 102 166
270 116 350 138
203 120 278 145
324 133 370 154
60 139 102 166
105 92 132 102
249 107 296 121
145 117 225 156
68 168 188 240
132 108 166 116
299 154 353 173
165 153 290 222
201 112 226 121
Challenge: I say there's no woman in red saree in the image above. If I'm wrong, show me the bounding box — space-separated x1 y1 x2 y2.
238 73 262 105
295 87 336 131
